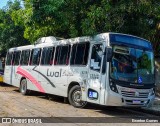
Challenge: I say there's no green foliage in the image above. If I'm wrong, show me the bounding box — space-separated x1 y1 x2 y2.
0 0 29 56
0 0 160 56
138 53 152 72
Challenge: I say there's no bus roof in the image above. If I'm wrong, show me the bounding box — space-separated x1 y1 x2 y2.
8 32 152 52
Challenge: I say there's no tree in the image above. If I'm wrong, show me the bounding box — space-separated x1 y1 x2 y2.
4 0 160 55
0 0 29 57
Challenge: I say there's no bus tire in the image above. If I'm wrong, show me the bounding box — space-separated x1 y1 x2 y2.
20 79 28 95
68 85 87 108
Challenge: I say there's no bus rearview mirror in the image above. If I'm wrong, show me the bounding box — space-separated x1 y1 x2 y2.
106 46 112 62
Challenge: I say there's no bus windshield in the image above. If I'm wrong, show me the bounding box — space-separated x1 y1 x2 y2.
110 45 154 84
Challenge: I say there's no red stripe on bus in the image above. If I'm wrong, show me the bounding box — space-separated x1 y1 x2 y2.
16 66 45 93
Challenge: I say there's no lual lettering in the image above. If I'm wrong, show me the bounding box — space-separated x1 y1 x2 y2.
47 69 62 77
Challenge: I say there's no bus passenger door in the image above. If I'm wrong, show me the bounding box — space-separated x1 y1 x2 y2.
4 52 13 85
87 43 106 104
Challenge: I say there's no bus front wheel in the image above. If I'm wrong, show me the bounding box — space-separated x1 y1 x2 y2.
20 79 28 95
68 85 87 108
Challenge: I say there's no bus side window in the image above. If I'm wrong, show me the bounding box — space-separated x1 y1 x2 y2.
54 45 71 65
90 44 103 72
30 48 41 65
41 47 55 65
70 42 90 65
13 51 21 65
6 52 13 66
20 50 30 65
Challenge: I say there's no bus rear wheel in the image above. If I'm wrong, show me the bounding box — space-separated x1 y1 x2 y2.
20 79 28 95
68 85 87 108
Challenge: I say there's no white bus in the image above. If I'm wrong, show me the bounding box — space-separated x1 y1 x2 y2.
4 32 155 108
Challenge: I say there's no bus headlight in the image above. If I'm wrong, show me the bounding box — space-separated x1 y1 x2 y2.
109 82 118 93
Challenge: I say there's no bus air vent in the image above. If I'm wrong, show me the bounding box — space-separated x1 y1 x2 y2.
35 36 64 44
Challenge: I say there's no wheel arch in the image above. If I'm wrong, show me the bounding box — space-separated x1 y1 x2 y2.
67 81 80 97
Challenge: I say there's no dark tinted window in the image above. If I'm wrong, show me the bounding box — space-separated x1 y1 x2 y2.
30 48 41 65
70 42 90 65
13 51 21 65
6 52 13 65
54 45 71 65
20 50 30 65
41 47 55 65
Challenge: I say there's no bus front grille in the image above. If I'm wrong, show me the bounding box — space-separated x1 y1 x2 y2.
121 91 149 98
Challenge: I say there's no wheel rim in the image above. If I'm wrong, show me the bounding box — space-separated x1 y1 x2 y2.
72 89 86 106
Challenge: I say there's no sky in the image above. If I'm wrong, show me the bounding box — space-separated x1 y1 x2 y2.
0 0 24 9
0 0 11 8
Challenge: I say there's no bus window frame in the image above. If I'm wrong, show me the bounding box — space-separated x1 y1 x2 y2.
54 44 71 66
40 46 55 66
6 52 13 66
30 48 42 66
13 51 21 66
20 49 31 66
90 43 104 73
70 42 90 67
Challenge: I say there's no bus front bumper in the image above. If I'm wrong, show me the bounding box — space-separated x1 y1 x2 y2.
106 90 155 108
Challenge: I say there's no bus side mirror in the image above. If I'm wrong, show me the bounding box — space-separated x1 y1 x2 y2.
106 46 112 62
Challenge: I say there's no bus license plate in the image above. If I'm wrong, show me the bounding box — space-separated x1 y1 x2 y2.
133 100 141 104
